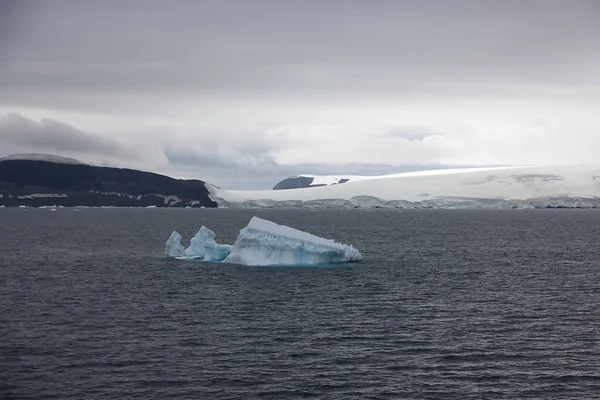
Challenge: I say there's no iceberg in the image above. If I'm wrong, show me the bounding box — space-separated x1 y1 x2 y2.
165 231 187 258
185 226 232 261
165 216 362 266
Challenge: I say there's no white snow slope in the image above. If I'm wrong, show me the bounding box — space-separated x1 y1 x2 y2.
292 167 514 186
0 153 85 164
208 165 600 209
296 174 369 186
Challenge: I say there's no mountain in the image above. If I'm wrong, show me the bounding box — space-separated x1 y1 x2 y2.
272 168 512 190
273 175 356 189
210 165 600 209
0 156 216 208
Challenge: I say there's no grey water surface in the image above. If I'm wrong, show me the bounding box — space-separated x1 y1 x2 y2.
1 208 599 399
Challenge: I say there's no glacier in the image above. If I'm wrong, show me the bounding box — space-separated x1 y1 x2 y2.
165 216 362 266
206 165 600 209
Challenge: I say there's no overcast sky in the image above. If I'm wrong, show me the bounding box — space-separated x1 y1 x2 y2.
1 0 599 189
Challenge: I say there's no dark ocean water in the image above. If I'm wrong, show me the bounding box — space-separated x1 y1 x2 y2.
1 208 600 399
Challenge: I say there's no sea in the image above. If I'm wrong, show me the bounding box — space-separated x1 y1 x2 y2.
1 208 600 399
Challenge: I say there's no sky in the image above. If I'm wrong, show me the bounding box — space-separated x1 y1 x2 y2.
0 0 599 189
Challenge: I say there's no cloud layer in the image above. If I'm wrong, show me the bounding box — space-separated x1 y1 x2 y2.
1 1 599 188
0 113 129 157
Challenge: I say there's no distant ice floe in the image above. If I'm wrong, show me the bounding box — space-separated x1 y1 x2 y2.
165 216 362 266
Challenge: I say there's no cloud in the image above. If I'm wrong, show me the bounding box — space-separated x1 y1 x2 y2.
1 0 598 115
148 120 461 188
160 124 294 169
0 112 130 158
0 2 598 189
384 126 442 142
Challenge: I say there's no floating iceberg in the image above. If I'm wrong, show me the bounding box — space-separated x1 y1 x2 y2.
186 226 232 261
165 231 187 258
165 216 362 266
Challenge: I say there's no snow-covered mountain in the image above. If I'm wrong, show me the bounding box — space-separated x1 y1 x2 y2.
208 165 600 209
0 153 85 165
273 167 521 189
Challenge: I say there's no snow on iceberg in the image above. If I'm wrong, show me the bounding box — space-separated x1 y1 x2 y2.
165 216 362 266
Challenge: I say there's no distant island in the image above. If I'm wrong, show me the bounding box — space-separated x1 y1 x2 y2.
0 154 216 208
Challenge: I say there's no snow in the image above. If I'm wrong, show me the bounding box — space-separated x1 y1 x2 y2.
165 216 362 266
208 165 600 209
0 153 85 164
18 193 68 199
297 167 518 186
160 195 181 205
299 174 368 186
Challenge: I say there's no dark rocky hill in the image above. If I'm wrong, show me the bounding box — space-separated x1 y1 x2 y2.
273 175 323 190
0 160 217 208
273 175 350 190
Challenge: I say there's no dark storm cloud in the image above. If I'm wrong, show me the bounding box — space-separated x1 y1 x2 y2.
1 0 599 111
0 112 129 156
